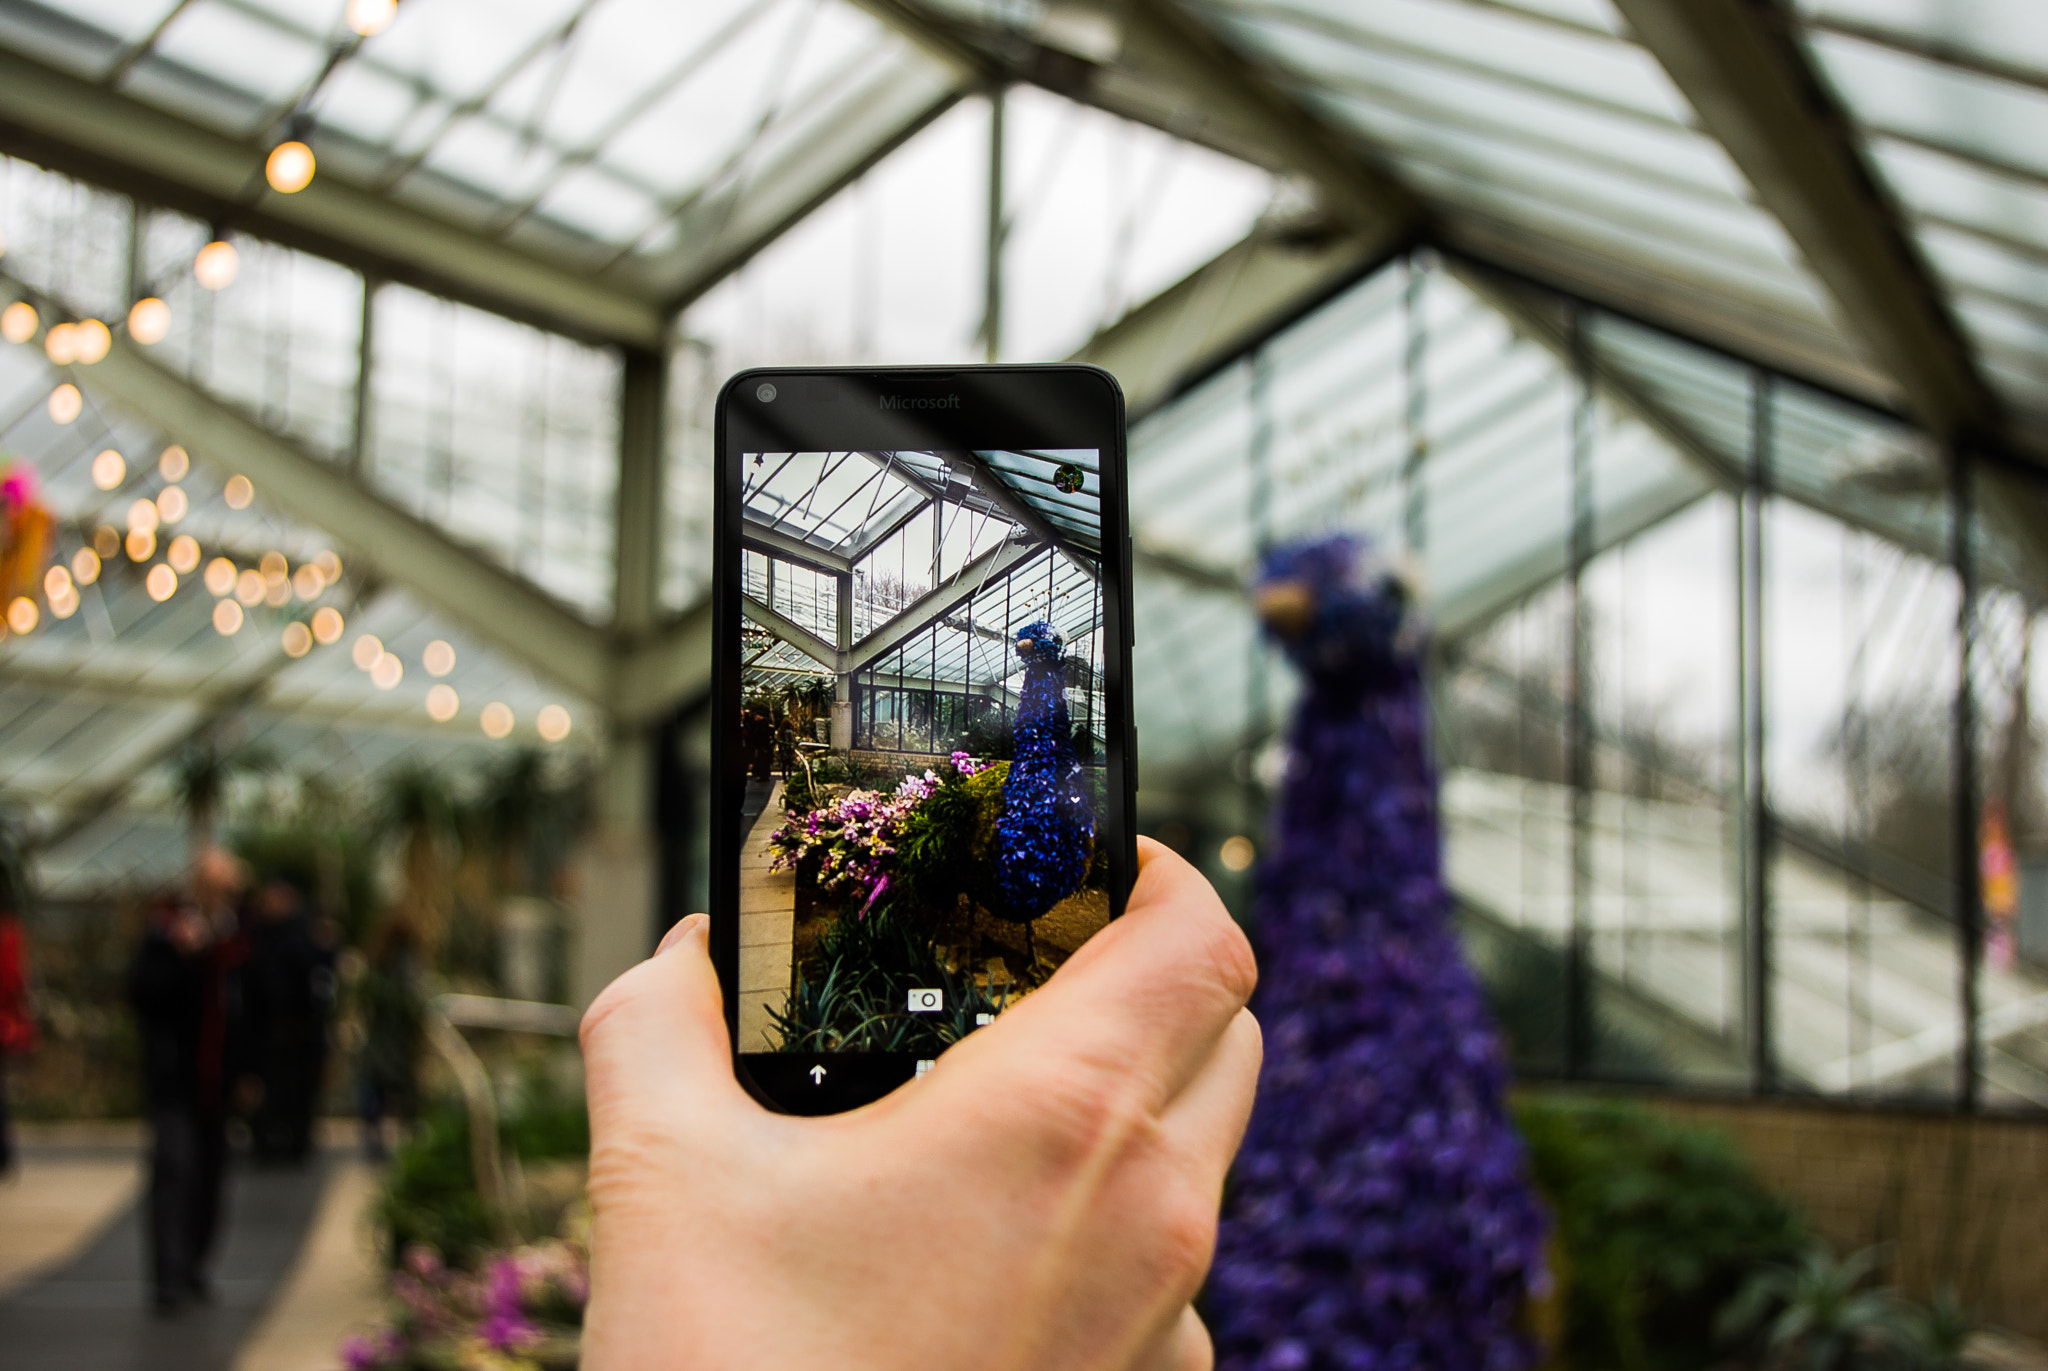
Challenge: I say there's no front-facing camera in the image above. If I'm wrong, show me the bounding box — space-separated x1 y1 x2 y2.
756 382 778 403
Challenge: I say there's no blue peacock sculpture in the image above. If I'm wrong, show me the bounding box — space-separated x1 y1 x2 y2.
993 620 1095 934
1207 534 1548 1371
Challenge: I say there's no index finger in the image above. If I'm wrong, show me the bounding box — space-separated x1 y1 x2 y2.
962 837 1257 1114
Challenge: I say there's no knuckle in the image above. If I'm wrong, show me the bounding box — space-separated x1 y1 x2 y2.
1150 1180 1222 1296
1193 912 1259 1007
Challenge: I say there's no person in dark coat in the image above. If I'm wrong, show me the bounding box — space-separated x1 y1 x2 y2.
128 847 248 1315
353 916 426 1161
242 875 336 1165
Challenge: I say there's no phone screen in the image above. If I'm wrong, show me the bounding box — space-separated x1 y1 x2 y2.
712 367 1133 1114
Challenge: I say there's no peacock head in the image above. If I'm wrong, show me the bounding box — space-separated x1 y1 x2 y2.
1013 619 1065 665
1252 533 1424 693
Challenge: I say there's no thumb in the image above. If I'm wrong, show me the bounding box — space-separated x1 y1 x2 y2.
579 914 746 1128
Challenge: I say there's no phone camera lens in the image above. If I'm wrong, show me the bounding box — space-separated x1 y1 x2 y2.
755 382 778 403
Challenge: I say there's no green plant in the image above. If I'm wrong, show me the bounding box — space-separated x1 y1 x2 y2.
1717 1247 1907 1371
172 738 275 858
769 904 1008 1055
889 758 1008 924
1514 1094 1808 1370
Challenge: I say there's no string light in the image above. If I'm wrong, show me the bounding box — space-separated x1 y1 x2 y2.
194 239 239 291
265 577 291 607
158 446 190 481
352 634 383 670
44 565 72 600
346 0 398 37
423 639 456 676
370 653 403 690
127 498 160 534
129 298 172 345
259 551 289 585
265 141 316 194
281 621 313 657
0 302 35 344
44 322 78 365
47 580 79 620
537 704 572 742
49 385 81 424
156 486 188 523
145 564 177 601
204 557 236 596
126 527 155 562
7 597 38 634
224 474 254 508
426 683 459 722
480 702 514 739
167 535 201 575
93 525 120 559
73 320 111 364
314 550 342 581
213 599 244 635
1219 835 1256 872
91 450 125 490
311 606 344 644
235 569 265 605
71 547 101 586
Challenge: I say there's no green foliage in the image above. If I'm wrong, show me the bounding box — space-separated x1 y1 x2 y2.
233 820 380 942
889 760 1009 922
374 1072 590 1272
1716 1247 1908 1371
769 904 1008 1055
1514 1094 1808 1370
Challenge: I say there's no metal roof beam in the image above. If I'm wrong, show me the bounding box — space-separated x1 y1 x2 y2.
843 534 1042 673
0 46 666 348
1610 0 2000 442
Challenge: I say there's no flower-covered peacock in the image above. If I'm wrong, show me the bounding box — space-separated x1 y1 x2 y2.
1207 534 1548 1371
993 619 1095 929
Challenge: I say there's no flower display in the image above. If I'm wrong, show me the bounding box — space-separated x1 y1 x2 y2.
992 621 1095 924
341 1240 588 1371
0 459 51 605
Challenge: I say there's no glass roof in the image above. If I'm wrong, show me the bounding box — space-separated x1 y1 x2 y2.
0 0 948 268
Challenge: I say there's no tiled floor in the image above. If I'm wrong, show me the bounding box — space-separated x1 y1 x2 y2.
737 778 797 1052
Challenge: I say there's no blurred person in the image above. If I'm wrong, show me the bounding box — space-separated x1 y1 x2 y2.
578 839 1261 1371
353 916 425 1162
0 893 34 1178
243 875 336 1165
129 846 249 1314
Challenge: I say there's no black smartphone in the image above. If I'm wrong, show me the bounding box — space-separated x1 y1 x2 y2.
710 365 1135 1116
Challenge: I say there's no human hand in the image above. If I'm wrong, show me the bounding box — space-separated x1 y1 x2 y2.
578 837 1260 1371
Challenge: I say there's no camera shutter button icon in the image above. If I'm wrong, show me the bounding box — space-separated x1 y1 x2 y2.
907 988 943 1013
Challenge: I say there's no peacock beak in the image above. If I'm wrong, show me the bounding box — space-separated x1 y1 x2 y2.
1254 580 1315 640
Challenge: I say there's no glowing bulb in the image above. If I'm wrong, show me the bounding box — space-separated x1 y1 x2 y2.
536 704 571 742
71 547 101 585
311 606 344 644
47 585 78 620
7 597 39 634
259 550 288 584
423 639 455 676
157 486 188 524
265 577 291 607
346 0 398 36
44 565 72 599
235 569 265 605
1219 835 1256 872
44 322 78 365
91 449 126 490
213 599 244 635
129 297 171 345
158 445 190 481
0 302 35 344
291 563 325 599
370 653 402 690
265 141 316 194
126 527 155 562
314 550 341 581
426 683 459 722
224 474 253 509
94 525 120 558
205 557 236 596
49 385 81 424
351 634 383 670
194 240 238 290
128 498 160 534
281 621 313 657
73 319 111 364
480 702 514 739
167 534 201 574
145 563 177 601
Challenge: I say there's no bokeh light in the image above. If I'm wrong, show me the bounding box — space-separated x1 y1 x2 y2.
194 239 239 290
127 498 159 534
292 563 325 599
0 302 35 344
71 547 101 585
128 297 172 345
224 474 254 508
91 449 125 490
48 384 81 424
93 525 120 558
352 634 383 670
346 0 398 36
423 639 456 676
7 597 39 634
44 565 72 599
157 486 188 523
311 606 345 644
265 141 316 194
145 564 177 601
72 319 111 364
44 322 77 365
281 621 313 657
235 569 265 605
167 535 201 574
426 684 459 722
125 527 155 562
370 653 403 690
204 557 237 596
260 551 289 584
213 599 243 635
265 577 292 608
158 445 190 481
537 704 571 742
1219 835 1257 872
314 550 342 581
480 702 514 739
47 582 79 620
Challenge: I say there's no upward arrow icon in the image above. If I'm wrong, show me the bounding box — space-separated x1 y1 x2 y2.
809 1065 827 1085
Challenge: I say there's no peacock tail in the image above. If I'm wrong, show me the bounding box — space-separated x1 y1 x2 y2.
992 621 1095 924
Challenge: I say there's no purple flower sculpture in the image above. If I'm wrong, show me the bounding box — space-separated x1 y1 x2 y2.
1207 534 1548 1371
992 619 1095 924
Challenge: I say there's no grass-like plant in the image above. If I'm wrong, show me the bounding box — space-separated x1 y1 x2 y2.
768 904 1008 1055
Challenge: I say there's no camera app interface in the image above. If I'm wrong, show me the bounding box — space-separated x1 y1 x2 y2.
733 449 1111 1063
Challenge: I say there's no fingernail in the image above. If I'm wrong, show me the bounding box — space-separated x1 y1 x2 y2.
657 912 708 956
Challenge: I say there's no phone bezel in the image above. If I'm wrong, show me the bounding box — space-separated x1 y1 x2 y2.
710 364 1135 1116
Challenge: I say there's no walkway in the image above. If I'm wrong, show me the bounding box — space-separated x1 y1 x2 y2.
737 776 796 1052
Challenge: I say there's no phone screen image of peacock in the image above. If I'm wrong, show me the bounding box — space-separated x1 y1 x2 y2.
733 449 1111 1059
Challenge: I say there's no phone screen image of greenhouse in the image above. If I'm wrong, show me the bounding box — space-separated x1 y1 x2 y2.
733 449 1111 1058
